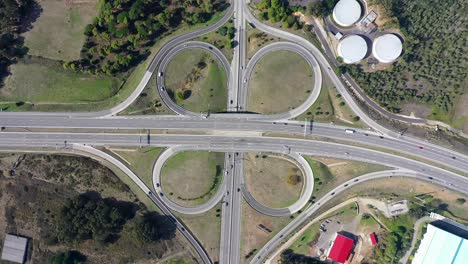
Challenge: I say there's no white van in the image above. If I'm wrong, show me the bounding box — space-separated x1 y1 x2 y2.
345 129 355 134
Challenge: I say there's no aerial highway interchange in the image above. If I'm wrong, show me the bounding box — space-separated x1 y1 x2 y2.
0 1 467 264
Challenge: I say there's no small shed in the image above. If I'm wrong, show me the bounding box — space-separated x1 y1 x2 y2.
1 234 28 263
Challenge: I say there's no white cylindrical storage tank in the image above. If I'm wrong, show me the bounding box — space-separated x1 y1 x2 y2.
372 34 403 63
333 0 362 27
337 35 368 64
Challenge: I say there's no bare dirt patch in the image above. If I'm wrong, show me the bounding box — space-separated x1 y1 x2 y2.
244 153 303 208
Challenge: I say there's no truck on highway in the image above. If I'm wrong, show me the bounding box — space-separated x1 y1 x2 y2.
158 72 163 77
345 129 356 134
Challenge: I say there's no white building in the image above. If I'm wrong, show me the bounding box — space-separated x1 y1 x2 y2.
337 35 368 64
372 34 403 63
412 220 468 264
333 0 362 27
1 234 28 264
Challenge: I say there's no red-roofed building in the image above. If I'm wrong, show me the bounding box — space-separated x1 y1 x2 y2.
370 232 378 245
328 234 354 263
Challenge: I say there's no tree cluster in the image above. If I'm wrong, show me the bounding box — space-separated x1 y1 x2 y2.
68 0 227 75
373 225 412 263
346 0 466 119
280 249 324 264
132 212 177 243
0 0 32 85
55 194 135 244
257 0 290 22
218 25 235 48
306 0 337 18
48 251 87 264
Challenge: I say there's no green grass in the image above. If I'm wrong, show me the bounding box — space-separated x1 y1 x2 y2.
1 7 230 112
360 214 379 226
304 156 389 200
1 60 121 103
165 49 228 113
289 223 320 255
196 18 234 61
161 151 225 206
164 258 192 264
119 74 174 115
248 50 314 114
111 147 164 190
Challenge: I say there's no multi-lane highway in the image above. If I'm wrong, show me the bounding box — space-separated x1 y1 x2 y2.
0 1 467 263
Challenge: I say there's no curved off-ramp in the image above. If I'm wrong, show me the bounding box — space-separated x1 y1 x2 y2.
241 42 322 120
156 41 322 121
68 144 212 264
157 41 232 117
241 152 314 217
252 169 456 264
152 146 228 215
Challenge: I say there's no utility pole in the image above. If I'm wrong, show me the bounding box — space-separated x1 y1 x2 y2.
304 118 307 138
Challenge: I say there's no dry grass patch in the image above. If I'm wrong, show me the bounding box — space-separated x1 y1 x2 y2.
240 201 292 264
244 153 303 208
23 0 98 61
161 151 225 207
305 156 390 199
175 205 222 263
247 50 314 114
246 29 281 59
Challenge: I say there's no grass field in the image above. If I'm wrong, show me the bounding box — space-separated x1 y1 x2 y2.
1 7 229 112
175 205 222 263
295 71 366 128
165 49 228 113
196 18 234 61
246 29 281 59
0 59 121 107
23 0 98 61
247 50 314 114
161 151 225 207
244 153 303 208
305 156 389 199
288 223 320 255
109 147 164 190
241 201 292 264
120 74 174 115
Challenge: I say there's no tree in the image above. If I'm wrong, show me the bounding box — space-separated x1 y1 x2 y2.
456 198 466 205
55 194 134 244
218 26 228 36
306 2 327 17
132 212 177 243
48 251 86 264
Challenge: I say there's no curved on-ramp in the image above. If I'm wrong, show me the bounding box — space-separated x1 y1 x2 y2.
152 146 228 215
242 42 322 120
241 152 314 217
69 144 212 264
157 41 231 117
250 169 455 264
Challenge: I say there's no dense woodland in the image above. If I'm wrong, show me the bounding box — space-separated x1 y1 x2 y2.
344 0 467 119
0 0 32 85
55 193 176 245
66 0 228 75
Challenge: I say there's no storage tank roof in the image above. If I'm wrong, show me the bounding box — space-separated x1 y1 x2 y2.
333 0 362 27
337 35 368 64
372 34 403 63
